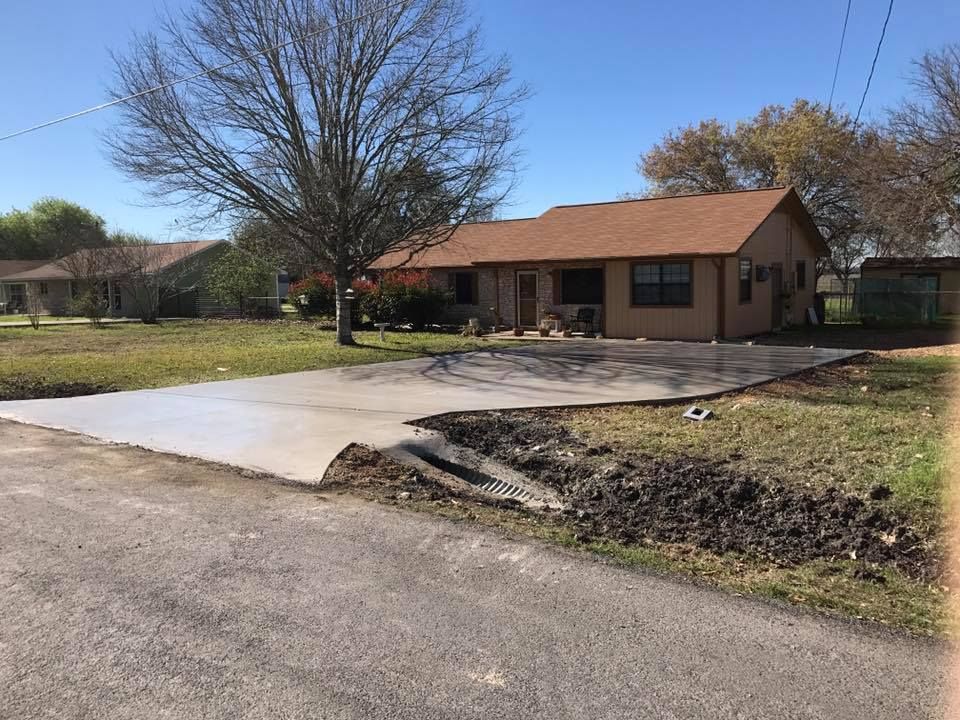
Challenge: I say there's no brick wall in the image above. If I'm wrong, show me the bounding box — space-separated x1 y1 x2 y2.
424 263 606 330
427 268 499 328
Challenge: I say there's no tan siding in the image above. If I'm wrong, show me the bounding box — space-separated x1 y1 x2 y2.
724 210 823 337
604 258 718 340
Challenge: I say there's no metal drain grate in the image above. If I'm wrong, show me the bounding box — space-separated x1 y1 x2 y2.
415 452 533 501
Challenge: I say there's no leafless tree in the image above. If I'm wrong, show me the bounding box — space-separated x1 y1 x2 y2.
110 234 203 323
857 45 960 255
107 0 527 344
24 282 44 330
56 248 113 327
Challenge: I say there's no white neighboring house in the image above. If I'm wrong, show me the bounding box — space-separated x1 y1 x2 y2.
0 241 282 318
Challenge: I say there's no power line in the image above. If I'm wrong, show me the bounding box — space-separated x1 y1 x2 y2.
854 0 894 124
827 0 852 109
0 0 407 144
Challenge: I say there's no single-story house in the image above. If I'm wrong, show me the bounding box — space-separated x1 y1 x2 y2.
0 260 47 311
861 257 960 316
372 186 828 340
0 240 281 318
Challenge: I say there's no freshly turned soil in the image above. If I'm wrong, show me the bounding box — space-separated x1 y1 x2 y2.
416 411 936 580
0 376 119 401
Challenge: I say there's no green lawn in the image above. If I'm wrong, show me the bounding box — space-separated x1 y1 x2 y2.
0 319 517 394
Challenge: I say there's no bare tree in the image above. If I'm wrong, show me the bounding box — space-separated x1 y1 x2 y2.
24 282 44 330
108 0 526 344
111 234 203 323
56 248 114 327
857 45 960 253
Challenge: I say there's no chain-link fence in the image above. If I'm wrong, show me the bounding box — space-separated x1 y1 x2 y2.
817 276 956 326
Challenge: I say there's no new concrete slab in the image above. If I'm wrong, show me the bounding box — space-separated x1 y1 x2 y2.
0 340 859 482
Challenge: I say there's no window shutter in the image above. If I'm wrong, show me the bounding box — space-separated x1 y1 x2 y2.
471 272 479 305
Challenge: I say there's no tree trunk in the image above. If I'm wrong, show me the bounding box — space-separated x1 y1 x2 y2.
335 274 355 345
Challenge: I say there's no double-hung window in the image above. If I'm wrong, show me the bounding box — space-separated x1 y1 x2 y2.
631 262 692 306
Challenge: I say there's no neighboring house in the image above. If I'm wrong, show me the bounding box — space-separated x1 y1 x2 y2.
861 257 960 315
371 186 828 340
0 240 281 318
0 261 47 311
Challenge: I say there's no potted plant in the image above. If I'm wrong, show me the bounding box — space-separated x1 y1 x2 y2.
512 326 524 337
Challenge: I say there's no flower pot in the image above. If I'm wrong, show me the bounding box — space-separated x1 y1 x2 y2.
512 327 524 337
538 327 550 337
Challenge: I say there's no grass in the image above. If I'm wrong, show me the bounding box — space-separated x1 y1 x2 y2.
547 351 956 634
0 319 519 392
564 354 954 529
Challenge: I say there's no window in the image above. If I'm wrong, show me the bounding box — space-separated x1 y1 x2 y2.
450 271 477 305
739 257 752 303
9 284 25 308
39 281 48 296
631 262 691 306
560 268 603 305
795 260 806 290
113 283 122 312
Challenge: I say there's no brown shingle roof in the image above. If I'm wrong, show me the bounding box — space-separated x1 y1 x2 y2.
372 186 825 269
0 260 46 278
0 240 224 281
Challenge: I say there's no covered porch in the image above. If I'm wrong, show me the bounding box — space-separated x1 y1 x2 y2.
492 263 604 334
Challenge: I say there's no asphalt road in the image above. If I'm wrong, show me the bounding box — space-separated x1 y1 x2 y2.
0 421 947 719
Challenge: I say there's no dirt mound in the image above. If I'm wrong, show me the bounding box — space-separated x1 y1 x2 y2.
417 412 935 579
0 376 119 401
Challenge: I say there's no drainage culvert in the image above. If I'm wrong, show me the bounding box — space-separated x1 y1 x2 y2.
383 430 562 509
413 451 533 501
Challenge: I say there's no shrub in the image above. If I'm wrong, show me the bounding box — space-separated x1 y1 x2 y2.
289 272 336 316
290 272 375 324
361 270 451 330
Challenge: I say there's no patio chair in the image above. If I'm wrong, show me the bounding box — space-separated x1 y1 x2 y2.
567 307 596 335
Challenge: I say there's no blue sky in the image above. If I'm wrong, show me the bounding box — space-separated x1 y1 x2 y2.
0 0 957 239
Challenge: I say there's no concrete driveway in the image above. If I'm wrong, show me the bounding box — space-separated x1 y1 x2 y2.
0 340 858 482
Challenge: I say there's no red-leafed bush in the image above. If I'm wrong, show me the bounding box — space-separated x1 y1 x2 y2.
361 269 450 329
292 269 449 329
290 272 375 319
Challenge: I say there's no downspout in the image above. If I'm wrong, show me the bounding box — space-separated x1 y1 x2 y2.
494 267 501 329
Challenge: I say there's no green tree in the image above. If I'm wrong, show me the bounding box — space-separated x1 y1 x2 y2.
637 100 865 280
0 198 108 259
205 245 274 316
